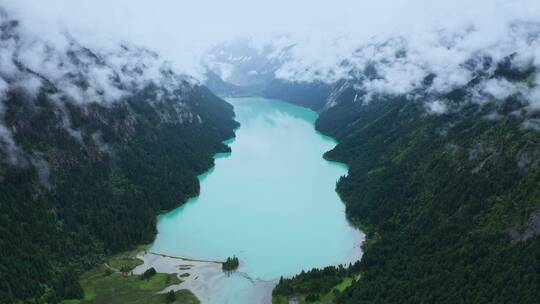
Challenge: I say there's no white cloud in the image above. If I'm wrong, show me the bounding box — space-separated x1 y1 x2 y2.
483 79 520 100
2 0 540 119
426 100 448 115
2 0 534 77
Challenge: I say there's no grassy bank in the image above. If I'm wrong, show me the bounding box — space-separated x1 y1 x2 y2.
62 247 199 304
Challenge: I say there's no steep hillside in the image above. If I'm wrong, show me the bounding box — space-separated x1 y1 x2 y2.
274 56 540 303
0 12 237 303
261 79 332 110
204 70 261 97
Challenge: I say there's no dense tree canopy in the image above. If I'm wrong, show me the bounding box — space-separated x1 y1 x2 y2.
0 86 238 303
274 65 540 303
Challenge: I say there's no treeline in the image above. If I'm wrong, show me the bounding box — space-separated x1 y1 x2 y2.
0 86 238 303
273 262 360 298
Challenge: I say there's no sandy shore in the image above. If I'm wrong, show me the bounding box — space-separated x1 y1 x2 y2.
132 251 276 304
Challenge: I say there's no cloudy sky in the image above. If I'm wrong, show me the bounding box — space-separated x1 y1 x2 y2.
2 0 540 159
3 0 540 113
5 0 539 75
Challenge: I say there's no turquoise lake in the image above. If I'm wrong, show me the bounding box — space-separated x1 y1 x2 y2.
150 97 363 303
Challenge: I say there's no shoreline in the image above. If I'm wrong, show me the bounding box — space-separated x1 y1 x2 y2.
132 250 276 304
146 251 225 264
132 250 223 301
132 97 365 303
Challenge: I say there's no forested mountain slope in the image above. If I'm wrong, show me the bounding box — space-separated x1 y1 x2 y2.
274 55 540 303
0 12 237 303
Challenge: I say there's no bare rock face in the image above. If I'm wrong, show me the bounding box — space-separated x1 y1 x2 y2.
509 210 540 243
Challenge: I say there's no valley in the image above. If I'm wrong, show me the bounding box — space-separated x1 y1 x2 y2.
2 2 540 304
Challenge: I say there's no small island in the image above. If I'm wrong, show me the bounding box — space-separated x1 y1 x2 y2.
222 256 240 273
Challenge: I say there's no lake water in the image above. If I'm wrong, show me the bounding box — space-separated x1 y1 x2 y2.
149 97 363 303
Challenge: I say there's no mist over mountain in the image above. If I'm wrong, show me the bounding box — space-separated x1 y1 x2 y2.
0 8 211 165
203 39 284 87
203 21 540 129
2 0 540 303
0 8 237 302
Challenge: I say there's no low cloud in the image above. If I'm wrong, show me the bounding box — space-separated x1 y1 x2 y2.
0 9 197 105
0 9 202 166
2 0 540 122
425 100 449 115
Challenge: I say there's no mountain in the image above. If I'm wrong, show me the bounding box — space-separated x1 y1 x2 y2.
202 39 286 88
261 79 332 110
204 70 260 97
202 38 301 98
202 40 335 110
0 11 237 303
273 53 540 302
